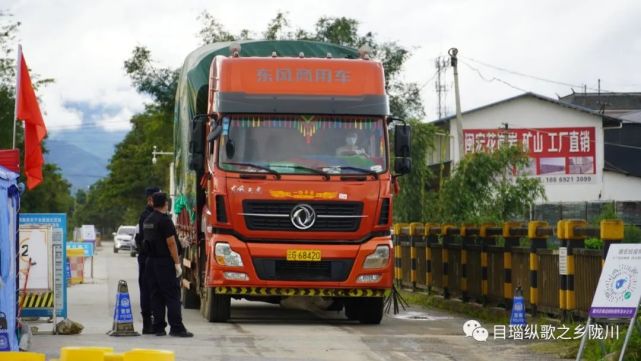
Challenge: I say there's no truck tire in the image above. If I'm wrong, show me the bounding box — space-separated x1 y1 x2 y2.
203 287 230 322
357 298 384 325
344 303 358 320
182 287 200 309
130 250 137 258
113 245 118 253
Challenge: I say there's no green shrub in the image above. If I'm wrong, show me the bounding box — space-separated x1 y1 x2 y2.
585 237 603 249
624 225 641 243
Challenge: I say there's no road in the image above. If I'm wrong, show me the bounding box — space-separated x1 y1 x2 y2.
30 242 558 361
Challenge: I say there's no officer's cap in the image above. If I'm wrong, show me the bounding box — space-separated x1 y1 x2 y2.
145 186 161 197
152 192 168 208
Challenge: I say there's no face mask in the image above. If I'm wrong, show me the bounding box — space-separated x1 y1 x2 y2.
346 137 357 146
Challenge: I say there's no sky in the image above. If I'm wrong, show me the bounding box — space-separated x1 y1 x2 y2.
5 0 641 139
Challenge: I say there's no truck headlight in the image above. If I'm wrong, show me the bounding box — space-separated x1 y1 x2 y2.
363 245 390 269
214 243 244 267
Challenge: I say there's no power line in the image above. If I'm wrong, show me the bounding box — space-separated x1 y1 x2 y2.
418 69 440 90
460 61 529 93
461 56 613 93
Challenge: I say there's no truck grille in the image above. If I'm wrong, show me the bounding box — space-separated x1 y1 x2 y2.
253 258 354 281
243 201 363 232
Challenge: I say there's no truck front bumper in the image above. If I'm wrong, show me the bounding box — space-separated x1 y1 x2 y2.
205 233 393 293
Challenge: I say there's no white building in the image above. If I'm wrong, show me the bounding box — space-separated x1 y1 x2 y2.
430 92 641 205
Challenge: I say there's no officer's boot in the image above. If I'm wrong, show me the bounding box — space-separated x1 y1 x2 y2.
142 316 154 335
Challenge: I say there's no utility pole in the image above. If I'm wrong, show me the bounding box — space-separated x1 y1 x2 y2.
449 48 464 164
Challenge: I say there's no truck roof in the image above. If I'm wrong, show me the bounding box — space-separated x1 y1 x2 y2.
175 40 360 119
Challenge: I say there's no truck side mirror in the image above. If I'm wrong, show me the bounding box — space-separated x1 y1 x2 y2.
394 124 411 158
393 123 412 175
394 157 412 175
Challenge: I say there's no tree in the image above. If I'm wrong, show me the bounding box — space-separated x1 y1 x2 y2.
123 46 178 113
393 119 436 222
437 145 546 224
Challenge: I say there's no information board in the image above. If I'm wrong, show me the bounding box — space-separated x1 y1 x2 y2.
19 213 67 318
589 244 641 319
66 242 95 257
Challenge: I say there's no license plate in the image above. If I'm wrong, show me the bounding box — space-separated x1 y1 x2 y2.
286 250 321 262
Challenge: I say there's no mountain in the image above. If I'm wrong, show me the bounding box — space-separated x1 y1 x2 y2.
45 139 109 191
49 128 127 162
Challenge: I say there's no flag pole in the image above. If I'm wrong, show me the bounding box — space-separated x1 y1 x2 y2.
13 44 22 149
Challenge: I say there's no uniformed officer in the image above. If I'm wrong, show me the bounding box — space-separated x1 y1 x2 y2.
143 192 193 337
135 186 159 334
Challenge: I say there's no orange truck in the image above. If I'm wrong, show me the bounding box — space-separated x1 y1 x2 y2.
173 40 411 323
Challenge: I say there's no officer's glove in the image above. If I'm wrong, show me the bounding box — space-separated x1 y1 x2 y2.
175 264 182 278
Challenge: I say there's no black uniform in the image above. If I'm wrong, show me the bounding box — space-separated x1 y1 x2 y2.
135 205 154 329
143 210 187 334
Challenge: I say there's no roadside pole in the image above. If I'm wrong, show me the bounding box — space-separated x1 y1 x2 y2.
449 48 464 165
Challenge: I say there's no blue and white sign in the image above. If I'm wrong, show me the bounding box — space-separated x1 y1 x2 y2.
589 244 641 319
19 213 67 318
114 292 134 324
67 242 95 257
509 292 527 326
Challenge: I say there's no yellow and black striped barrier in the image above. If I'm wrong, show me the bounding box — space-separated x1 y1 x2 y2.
441 224 456 299
214 287 391 298
460 225 479 301
502 221 526 306
527 220 551 313
600 219 624 263
425 223 438 292
563 219 591 318
409 223 421 289
21 291 54 308
557 220 569 314
479 223 500 303
393 223 408 286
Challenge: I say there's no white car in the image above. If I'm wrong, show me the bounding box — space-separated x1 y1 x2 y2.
113 226 136 253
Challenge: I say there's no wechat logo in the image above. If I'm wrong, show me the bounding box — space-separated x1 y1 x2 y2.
463 319 489 342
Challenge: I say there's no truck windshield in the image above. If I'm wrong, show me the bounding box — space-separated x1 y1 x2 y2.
218 115 387 175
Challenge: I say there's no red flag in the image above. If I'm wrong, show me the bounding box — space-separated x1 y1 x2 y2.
16 49 47 190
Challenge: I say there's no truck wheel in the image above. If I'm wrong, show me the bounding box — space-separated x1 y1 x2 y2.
182 287 200 309
344 302 359 320
130 250 137 258
203 287 230 322
113 245 118 253
357 298 384 325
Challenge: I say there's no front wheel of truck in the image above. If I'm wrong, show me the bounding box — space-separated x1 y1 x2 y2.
356 297 384 324
203 287 230 322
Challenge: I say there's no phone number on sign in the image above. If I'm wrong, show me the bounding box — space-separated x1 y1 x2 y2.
542 175 595 184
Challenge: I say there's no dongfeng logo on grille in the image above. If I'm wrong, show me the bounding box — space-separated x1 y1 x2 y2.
290 204 316 230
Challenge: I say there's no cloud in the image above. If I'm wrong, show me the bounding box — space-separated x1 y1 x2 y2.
39 84 83 132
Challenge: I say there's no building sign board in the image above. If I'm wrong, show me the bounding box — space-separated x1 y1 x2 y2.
589 244 641 319
463 127 596 185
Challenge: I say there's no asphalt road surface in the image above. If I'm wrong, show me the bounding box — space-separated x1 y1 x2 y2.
29 242 558 361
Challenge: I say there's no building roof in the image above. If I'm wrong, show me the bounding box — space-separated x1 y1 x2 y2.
559 92 641 113
604 144 641 178
432 92 622 127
